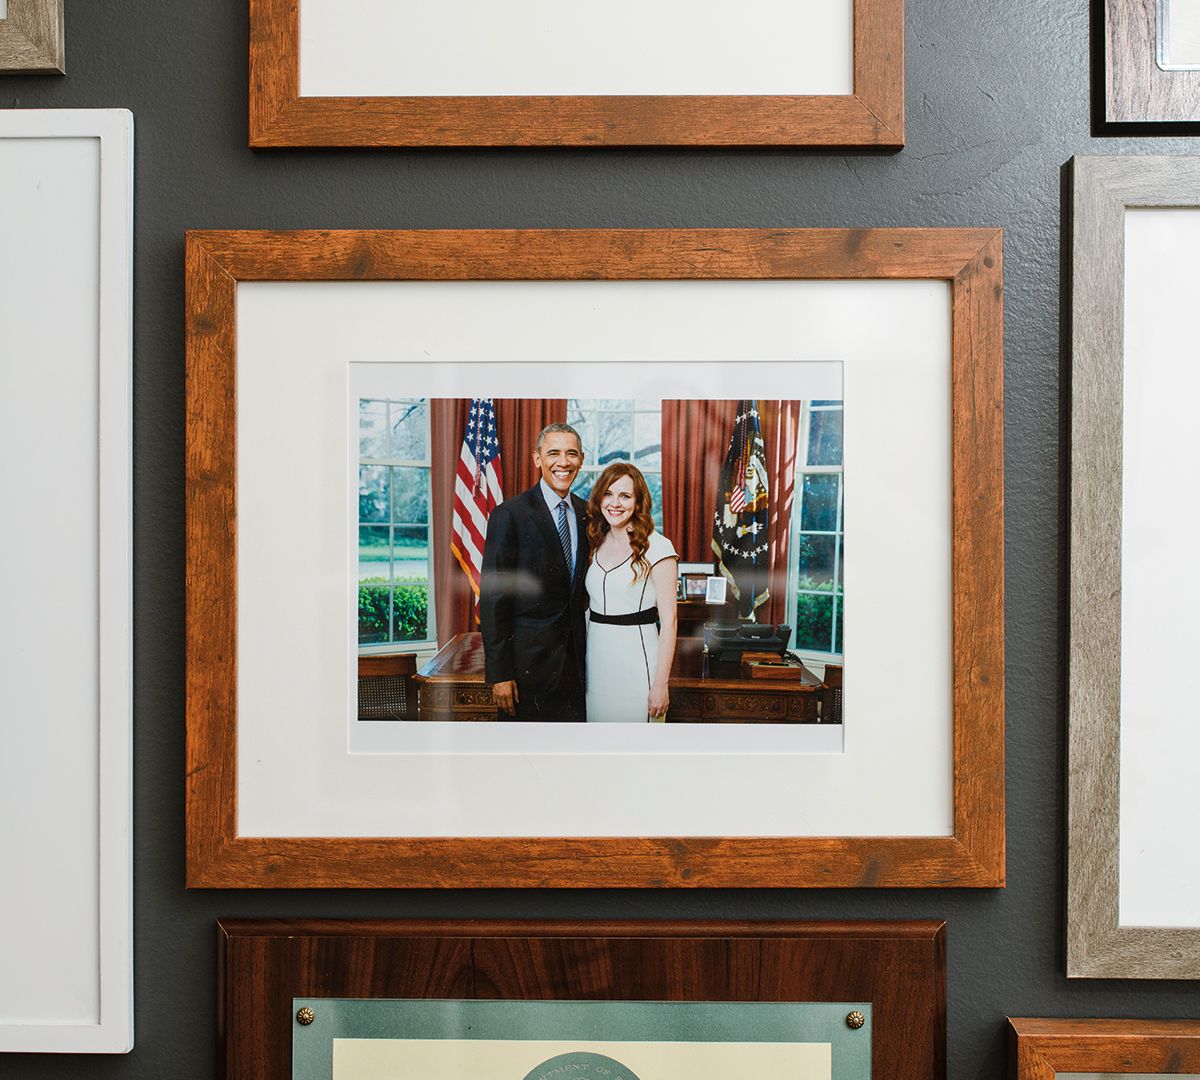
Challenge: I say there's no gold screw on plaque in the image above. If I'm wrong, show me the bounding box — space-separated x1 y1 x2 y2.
296 1007 315 1026
846 1011 866 1030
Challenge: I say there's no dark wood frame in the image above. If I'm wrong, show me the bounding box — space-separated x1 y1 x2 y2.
185 227 1004 889
218 919 946 1080
0 0 64 73
1010 1018 1200 1079
1104 0 1200 124
248 0 904 147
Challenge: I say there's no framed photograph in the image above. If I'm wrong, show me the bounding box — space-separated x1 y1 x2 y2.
218 919 947 1080
185 227 1004 889
682 573 710 600
0 0 64 73
1104 0 1200 124
1069 156 1200 976
705 576 728 606
1010 1018 1200 1079
247 0 904 147
0 110 132 1051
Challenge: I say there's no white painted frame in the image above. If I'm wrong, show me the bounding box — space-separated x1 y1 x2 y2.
0 110 134 1051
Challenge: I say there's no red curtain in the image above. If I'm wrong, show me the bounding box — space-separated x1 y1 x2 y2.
430 398 567 647
661 400 738 562
661 399 801 625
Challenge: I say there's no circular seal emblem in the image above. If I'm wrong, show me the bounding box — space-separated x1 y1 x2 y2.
522 1051 642 1080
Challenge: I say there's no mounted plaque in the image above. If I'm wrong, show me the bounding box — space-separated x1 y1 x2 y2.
217 919 946 1080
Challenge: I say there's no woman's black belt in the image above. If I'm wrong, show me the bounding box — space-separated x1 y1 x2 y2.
590 607 659 626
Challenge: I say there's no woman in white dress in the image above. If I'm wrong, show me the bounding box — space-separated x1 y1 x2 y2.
583 463 679 723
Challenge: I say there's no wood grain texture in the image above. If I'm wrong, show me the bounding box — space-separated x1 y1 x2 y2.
0 0 64 73
218 919 946 1080
248 0 903 147
1010 1018 1200 1080
1068 157 1200 978
184 227 1005 889
1106 0 1200 123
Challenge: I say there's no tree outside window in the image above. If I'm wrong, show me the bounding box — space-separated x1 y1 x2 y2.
357 397 436 648
566 399 663 528
789 400 843 659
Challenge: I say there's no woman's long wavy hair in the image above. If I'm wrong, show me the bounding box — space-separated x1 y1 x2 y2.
587 462 655 580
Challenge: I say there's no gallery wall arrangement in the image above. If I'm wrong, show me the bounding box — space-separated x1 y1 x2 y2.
5 1 1200 1079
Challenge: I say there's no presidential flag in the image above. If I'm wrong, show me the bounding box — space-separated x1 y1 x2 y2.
451 399 504 621
712 399 770 618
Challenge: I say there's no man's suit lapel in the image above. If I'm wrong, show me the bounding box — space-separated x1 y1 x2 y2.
529 484 571 581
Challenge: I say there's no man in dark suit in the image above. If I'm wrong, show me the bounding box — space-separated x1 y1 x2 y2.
479 423 589 721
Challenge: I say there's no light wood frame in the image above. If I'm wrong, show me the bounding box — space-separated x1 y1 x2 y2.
219 919 947 1080
1104 0 1200 124
0 0 64 73
1068 155 1200 977
1010 1018 1200 1079
248 0 904 147
185 227 1004 889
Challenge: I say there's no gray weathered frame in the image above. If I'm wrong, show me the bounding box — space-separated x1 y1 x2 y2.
1068 154 1200 978
1105 0 1200 123
0 0 64 73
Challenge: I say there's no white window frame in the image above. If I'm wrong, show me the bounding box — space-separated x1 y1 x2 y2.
357 396 437 653
567 398 664 526
787 400 844 666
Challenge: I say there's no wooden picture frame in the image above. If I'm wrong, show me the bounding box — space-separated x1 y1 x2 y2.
248 0 904 147
218 919 947 1080
0 0 64 73
0 110 133 1051
1010 1018 1200 1079
1104 0 1200 125
1068 156 1200 977
185 227 1004 889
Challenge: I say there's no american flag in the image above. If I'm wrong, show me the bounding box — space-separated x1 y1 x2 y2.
712 399 770 617
451 399 504 621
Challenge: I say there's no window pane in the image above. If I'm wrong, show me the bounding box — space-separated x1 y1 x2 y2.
807 409 843 466
358 586 391 644
359 465 390 523
836 534 844 589
566 406 596 460
392 584 429 642
574 474 594 505
359 399 387 458
389 399 428 461
597 409 632 465
794 592 834 653
634 410 662 470
834 595 843 653
392 465 429 524
597 398 626 410
644 471 664 527
795 534 837 589
571 398 598 412
359 525 391 581
392 525 429 582
800 474 839 532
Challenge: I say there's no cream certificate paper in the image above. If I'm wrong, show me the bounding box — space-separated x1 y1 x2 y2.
334 1038 833 1080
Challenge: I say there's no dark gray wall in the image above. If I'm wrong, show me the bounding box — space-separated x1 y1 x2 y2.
4 3 1197 1077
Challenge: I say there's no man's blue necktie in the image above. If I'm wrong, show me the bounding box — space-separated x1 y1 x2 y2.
556 499 573 574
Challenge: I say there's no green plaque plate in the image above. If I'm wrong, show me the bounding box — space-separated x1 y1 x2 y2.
292 998 871 1080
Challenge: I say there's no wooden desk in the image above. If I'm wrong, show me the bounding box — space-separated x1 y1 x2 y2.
414 632 833 724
